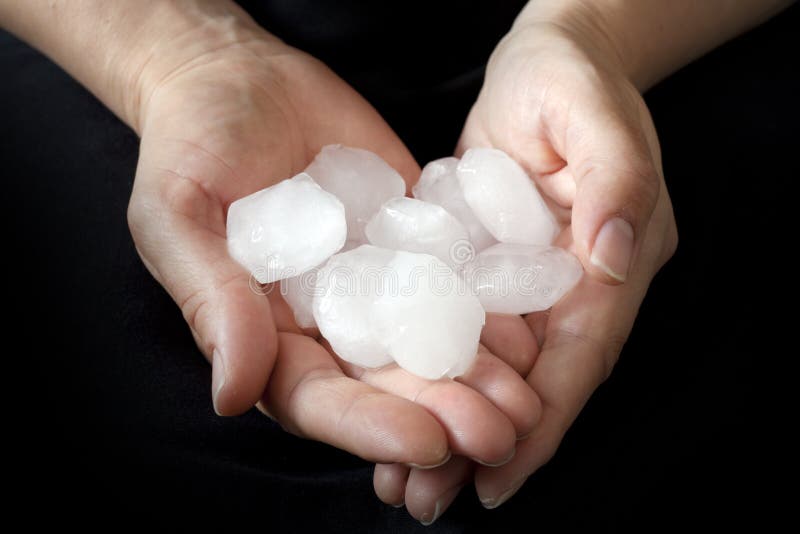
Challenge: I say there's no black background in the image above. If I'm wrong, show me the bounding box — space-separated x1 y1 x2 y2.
2 2 796 530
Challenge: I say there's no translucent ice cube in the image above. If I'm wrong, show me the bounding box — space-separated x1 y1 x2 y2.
374 251 485 379
413 157 497 252
305 145 406 243
457 148 558 246
365 197 470 268
313 245 396 369
464 243 582 314
227 173 347 283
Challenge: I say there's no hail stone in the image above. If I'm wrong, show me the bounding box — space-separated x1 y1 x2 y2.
227 173 346 283
464 243 583 314
281 240 364 329
413 157 497 252
456 148 559 246
305 144 406 243
313 246 484 379
365 197 470 268
313 245 396 369
280 269 319 329
374 250 485 379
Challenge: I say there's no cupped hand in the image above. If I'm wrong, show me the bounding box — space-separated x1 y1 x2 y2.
127 12 540 469
374 18 678 521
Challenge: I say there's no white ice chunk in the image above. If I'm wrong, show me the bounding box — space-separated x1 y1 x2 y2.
413 157 497 252
365 197 470 268
281 240 364 329
457 148 559 246
313 245 395 369
374 251 485 379
280 269 319 329
464 243 582 314
227 173 346 283
305 144 406 243
342 239 366 252
314 246 484 379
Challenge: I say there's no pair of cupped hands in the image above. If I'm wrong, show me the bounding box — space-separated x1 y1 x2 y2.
126 7 676 524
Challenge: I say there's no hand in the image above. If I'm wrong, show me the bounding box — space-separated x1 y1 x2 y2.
127 10 541 468
373 15 678 522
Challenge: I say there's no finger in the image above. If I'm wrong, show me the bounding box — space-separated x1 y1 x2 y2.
405 456 474 525
327 341 517 466
533 165 576 209
524 312 548 350
373 463 410 507
477 188 677 507
456 345 542 438
475 256 656 508
129 163 278 417
480 313 540 376
265 333 450 466
561 94 661 284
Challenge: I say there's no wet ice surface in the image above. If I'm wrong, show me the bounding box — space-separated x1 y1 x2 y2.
226 172 346 283
227 146 578 380
457 148 559 246
312 245 396 369
305 144 406 243
280 270 319 329
314 246 485 379
281 240 362 329
374 250 485 379
365 197 470 268
413 157 497 252
464 243 583 314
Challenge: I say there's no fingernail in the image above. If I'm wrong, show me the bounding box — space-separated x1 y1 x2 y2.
408 450 451 470
472 447 516 467
590 217 634 282
211 348 226 416
480 478 526 510
420 484 463 526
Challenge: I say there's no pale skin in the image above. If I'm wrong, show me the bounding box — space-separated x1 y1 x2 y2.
1 0 790 524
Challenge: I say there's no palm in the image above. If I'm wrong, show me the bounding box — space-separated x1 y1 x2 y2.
129 41 542 468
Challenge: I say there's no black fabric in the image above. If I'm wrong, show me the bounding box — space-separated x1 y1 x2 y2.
4 3 797 530
234 0 528 163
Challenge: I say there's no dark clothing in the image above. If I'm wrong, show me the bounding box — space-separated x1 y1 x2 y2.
3 3 796 531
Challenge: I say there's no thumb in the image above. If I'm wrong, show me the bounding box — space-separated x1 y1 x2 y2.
128 160 278 417
567 99 661 284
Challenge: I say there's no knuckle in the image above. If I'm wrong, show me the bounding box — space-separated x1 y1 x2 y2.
552 325 626 384
662 218 679 261
537 434 562 466
179 287 212 352
616 153 661 207
127 164 218 242
126 191 154 242
591 158 661 223
599 333 626 381
180 272 246 329
157 169 218 219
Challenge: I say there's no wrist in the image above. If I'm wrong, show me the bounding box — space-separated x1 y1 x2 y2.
512 0 794 91
0 1 279 134
509 1 635 86
120 1 281 134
